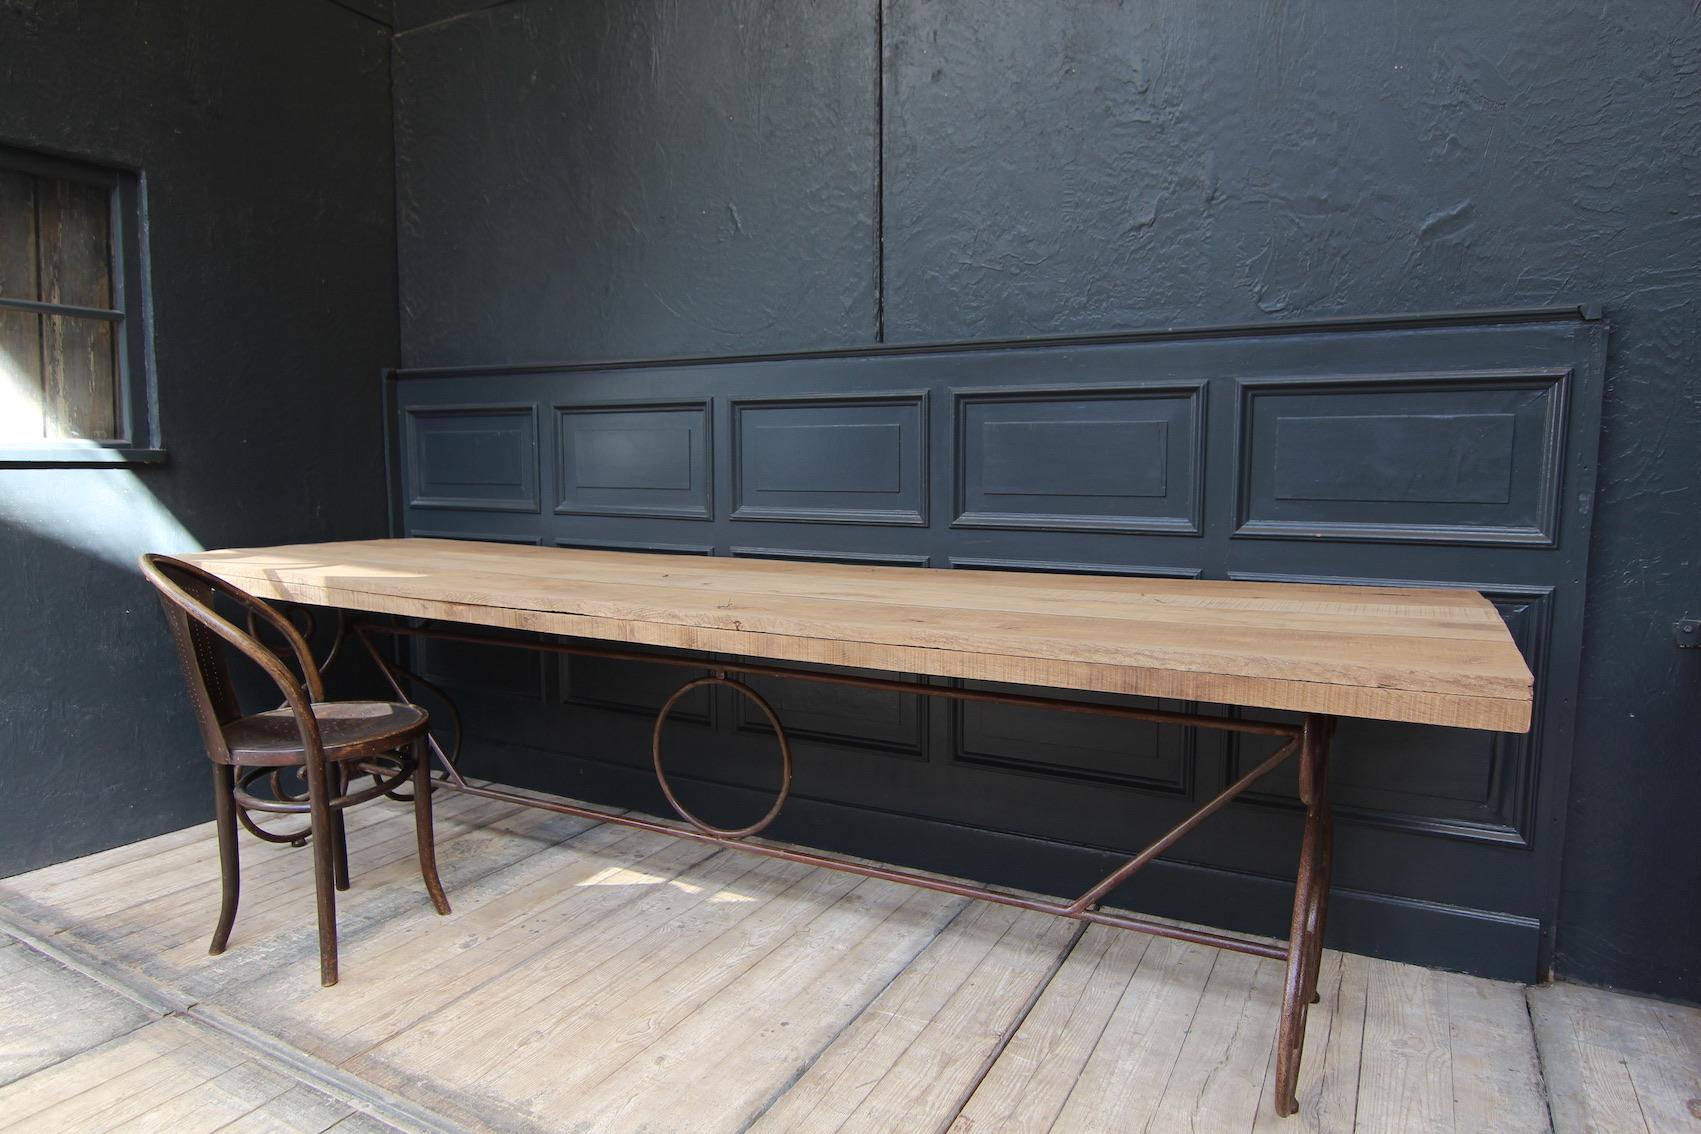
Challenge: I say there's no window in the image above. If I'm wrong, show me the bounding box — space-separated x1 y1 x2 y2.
0 143 157 464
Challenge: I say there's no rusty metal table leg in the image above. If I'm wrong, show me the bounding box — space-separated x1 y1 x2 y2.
1273 713 1336 1116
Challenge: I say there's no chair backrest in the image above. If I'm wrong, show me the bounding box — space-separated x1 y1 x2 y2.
139 554 326 764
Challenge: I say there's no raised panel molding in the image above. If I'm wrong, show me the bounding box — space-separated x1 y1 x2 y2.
731 547 931 568
951 694 1194 794
554 400 711 520
416 629 549 702
560 645 716 726
1234 371 1569 545
953 384 1204 534
1225 572 1554 847
731 393 928 525
554 537 716 556
948 558 1198 795
948 557 1203 579
735 667 929 760
407 529 541 545
404 403 540 512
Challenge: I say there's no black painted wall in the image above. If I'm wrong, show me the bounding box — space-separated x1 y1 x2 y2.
391 1 1701 999
0 1 397 872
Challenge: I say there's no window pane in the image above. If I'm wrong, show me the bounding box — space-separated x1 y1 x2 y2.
0 308 45 440
0 144 142 455
43 314 117 440
0 167 38 302
38 177 113 311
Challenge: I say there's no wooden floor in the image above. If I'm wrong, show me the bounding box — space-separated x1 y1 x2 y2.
1 789 1696 1133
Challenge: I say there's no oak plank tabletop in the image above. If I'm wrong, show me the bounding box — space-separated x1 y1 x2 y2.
177 538 1533 731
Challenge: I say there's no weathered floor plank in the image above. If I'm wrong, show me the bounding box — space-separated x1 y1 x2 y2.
0 1016 388 1134
0 932 403 1134
1445 968 1550 1133
0 933 155 1088
1530 982 1701 1134
1248 950 1368 1134
745 903 1077 1134
1038 934 1221 1132
223 821 714 1063
1 803 1693 1134
1355 957 1457 1133
948 922 1156 1133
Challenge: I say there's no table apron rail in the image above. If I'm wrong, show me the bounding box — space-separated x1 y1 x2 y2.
353 619 1307 738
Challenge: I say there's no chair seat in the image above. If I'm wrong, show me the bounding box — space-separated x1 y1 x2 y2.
222 701 428 766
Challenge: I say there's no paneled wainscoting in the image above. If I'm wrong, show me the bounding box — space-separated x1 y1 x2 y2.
383 311 1611 980
1 789 1694 1133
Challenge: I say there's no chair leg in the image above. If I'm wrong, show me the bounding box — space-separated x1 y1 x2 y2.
209 763 240 955
330 764 351 892
413 735 451 916
305 754 339 987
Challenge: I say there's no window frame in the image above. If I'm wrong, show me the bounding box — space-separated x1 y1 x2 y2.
0 142 161 466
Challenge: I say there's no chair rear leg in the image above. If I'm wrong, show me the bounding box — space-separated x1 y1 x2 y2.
330 763 351 892
210 763 240 955
413 735 451 915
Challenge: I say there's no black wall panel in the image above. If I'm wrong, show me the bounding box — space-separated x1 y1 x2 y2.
954 385 1203 534
1235 375 1566 545
554 402 712 521
731 395 928 526
953 694 1192 795
404 405 540 513
385 311 1605 980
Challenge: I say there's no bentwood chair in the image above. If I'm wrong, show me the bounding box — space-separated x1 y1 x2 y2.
140 554 450 986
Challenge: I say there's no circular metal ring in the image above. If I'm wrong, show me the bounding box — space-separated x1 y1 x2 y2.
652 675 792 840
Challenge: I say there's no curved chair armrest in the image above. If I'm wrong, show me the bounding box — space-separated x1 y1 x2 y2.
140 554 330 764
140 555 326 701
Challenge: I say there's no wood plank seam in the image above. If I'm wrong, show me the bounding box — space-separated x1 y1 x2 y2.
984 929 1154 1134
329 841 747 1069
739 905 1077 1134
1134 949 1225 1134
1248 952 1362 1131
1050 944 1223 1133
558 874 940 1102
0 931 163 1088
1521 987 1562 1134
1338 955 1373 1132
0 908 188 1017
935 920 1090 1134
736 899 975 1132
188 1004 474 1134
1 876 477 1133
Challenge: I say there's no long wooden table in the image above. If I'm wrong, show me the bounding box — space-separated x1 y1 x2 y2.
181 537 1534 1117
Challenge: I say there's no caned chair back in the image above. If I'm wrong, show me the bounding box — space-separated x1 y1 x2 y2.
139 554 326 764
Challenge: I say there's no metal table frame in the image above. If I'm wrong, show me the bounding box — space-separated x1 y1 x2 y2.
319 615 1337 1117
